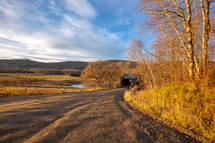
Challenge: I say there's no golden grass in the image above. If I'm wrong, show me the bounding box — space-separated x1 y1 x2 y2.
0 73 82 81
0 86 93 97
0 73 82 87
124 80 215 140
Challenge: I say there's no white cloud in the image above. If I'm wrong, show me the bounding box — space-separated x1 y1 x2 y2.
98 28 119 40
49 0 62 16
0 0 23 19
64 0 97 18
62 14 92 30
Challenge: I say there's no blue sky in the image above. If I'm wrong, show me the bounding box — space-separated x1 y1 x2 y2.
0 0 153 62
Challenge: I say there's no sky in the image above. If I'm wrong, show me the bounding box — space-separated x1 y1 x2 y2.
0 0 153 62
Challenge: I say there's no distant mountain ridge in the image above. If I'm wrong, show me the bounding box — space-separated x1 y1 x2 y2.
0 59 130 69
0 59 89 69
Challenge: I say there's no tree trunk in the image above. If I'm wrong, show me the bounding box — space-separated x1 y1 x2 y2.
185 0 195 79
201 0 210 75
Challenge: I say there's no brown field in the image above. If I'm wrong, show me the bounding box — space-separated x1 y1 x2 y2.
0 73 90 97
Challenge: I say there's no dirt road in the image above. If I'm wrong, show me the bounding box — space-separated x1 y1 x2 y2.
0 88 196 143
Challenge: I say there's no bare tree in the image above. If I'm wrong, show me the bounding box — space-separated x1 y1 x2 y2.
81 61 108 87
137 0 214 79
128 39 157 88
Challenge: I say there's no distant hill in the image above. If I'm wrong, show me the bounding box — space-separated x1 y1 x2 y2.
0 59 89 69
0 59 133 70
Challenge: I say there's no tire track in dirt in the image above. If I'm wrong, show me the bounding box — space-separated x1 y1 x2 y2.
25 104 92 143
0 89 198 143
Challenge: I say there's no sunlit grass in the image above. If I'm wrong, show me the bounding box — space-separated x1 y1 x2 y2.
0 73 82 81
0 86 93 97
0 73 83 87
124 80 215 140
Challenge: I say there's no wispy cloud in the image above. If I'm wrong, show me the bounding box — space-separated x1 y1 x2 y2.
64 0 97 19
0 0 141 62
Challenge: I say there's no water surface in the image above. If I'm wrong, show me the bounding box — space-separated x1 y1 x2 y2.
72 83 83 88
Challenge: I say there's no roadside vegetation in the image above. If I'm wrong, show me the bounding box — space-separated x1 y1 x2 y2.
124 80 215 140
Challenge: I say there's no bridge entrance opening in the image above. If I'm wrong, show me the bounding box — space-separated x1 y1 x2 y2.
121 79 131 86
121 73 137 87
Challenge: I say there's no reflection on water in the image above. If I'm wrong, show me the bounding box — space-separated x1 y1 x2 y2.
71 83 83 88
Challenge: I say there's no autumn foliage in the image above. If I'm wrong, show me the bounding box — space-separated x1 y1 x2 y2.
81 60 134 88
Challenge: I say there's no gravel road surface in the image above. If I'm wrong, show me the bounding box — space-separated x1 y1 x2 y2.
0 88 197 143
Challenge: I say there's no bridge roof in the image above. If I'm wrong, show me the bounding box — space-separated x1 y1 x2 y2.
121 73 137 80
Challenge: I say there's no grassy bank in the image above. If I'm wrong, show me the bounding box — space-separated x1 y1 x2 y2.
0 73 82 82
0 86 94 97
124 81 215 140
0 73 88 97
0 73 82 87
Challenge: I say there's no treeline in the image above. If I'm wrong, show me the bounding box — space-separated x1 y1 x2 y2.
0 68 82 76
128 39 215 89
0 68 33 73
127 0 215 89
30 69 81 76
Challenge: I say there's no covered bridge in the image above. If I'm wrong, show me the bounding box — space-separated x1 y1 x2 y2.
121 73 137 87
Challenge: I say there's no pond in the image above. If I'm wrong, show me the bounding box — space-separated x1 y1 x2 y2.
71 83 83 88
